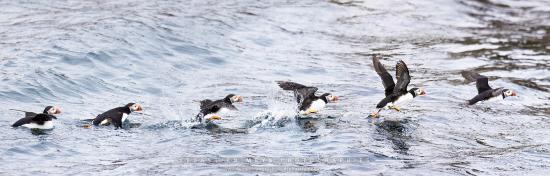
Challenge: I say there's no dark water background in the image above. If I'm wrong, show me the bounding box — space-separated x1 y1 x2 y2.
0 0 549 175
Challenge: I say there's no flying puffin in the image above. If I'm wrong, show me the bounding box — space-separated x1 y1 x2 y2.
11 106 62 129
92 103 143 129
196 94 243 123
461 71 517 105
276 81 339 115
371 57 426 117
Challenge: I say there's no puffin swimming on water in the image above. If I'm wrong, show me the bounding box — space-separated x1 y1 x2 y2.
461 71 517 105
11 106 62 129
196 94 243 123
371 57 426 117
276 81 339 115
92 103 143 129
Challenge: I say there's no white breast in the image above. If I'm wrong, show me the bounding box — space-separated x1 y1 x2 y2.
22 121 54 130
486 95 504 102
121 113 129 123
393 93 414 106
218 108 230 114
310 99 326 110
300 99 327 114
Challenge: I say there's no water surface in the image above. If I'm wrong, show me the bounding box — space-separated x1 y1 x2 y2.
1 0 549 175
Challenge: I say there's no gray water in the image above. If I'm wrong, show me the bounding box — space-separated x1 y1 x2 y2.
1 0 549 175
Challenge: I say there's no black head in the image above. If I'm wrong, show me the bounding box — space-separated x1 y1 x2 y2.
320 93 339 103
224 94 243 103
43 106 62 115
502 89 517 98
125 103 143 112
408 87 426 97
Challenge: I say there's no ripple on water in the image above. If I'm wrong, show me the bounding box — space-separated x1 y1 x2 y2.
1 0 550 175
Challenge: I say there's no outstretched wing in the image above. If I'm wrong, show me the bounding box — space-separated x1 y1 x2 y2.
277 81 318 103
277 81 308 90
393 60 411 94
196 99 220 121
25 112 38 118
205 105 221 114
12 116 33 127
467 88 500 105
294 87 318 104
461 71 480 82
376 95 395 109
199 99 213 110
373 57 395 96
9 109 38 118
461 71 492 94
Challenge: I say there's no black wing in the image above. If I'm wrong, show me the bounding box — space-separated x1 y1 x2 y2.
9 109 38 118
32 114 55 125
294 87 318 104
461 71 492 94
92 108 121 126
373 57 395 97
277 81 318 103
196 100 223 122
200 103 221 115
376 96 395 109
12 116 33 127
25 112 38 118
92 113 110 126
11 113 54 127
219 102 238 110
299 98 315 111
199 99 213 110
476 77 493 94
393 60 411 94
277 81 308 90
467 88 502 105
111 112 124 128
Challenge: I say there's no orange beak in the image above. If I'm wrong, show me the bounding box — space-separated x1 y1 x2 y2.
420 90 427 96
511 92 517 96
136 105 143 112
55 108 62 114
332 96 339 102
236 95 243 102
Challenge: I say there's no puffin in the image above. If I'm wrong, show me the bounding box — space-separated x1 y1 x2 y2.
276 81 339 115
461 71 517 105
92 103 143 129
196 94 243 123
11 106 62 129
371 57 426 117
